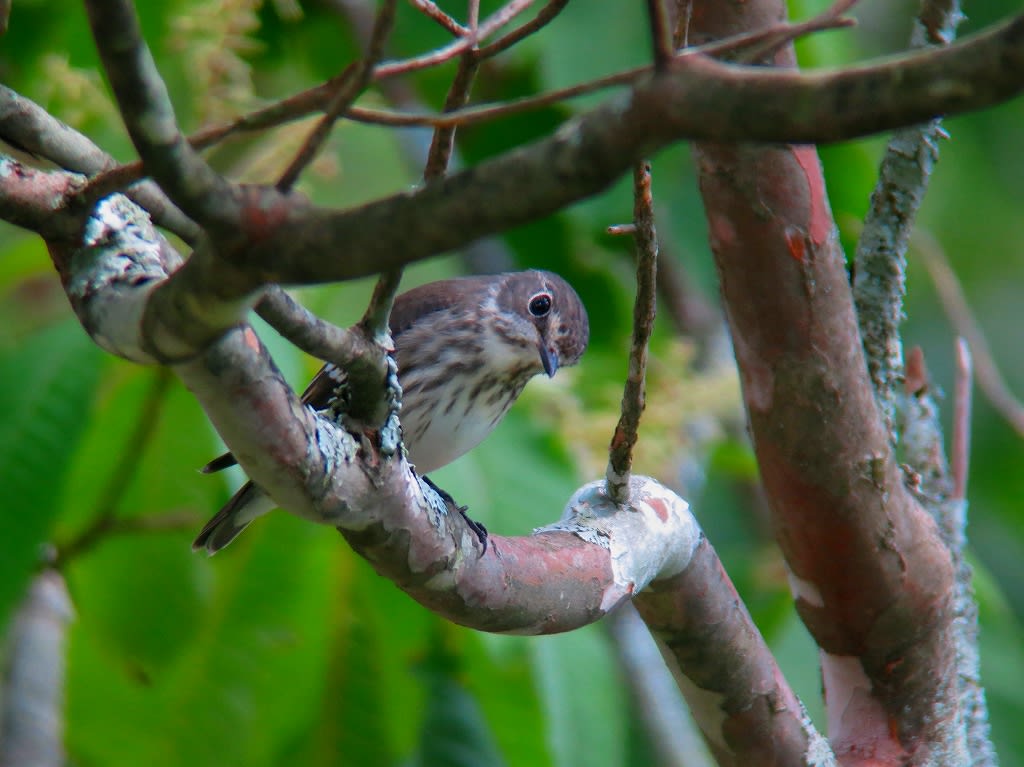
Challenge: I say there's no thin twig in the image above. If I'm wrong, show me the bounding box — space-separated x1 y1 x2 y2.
373 0 535 78
69 8 853 195
952 337 972 501
672 0 692 48
606 162 658 505
276 0 397 191
475 0 569 59
733 0 859 65
605 603 715 767
52 369 173 568
424 55 480 179
103 510 200 536
646 0 675 71
360 268 405 344
360 7 484 382
83 0 239 235
255 286 371 363
915 230 1024 438
409 0 469 36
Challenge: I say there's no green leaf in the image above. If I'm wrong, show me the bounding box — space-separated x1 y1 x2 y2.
66 517 337 767
277 551 419 767
469 634 552 767
531 627 628 767
0 320 103 630
408 633 507 767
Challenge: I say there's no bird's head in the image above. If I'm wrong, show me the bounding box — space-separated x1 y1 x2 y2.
491 270 589 379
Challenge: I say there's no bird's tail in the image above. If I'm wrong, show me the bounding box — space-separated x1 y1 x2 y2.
192 482 276 555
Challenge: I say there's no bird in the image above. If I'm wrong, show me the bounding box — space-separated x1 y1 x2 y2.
193 269 589 554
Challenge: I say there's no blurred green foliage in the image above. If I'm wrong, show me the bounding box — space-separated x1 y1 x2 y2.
1 0 1023 765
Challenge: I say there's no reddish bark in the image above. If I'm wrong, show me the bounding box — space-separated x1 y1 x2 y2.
688 1 958 763
636 537 816 767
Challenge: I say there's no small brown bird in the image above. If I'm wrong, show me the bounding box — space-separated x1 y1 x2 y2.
193 270 589 553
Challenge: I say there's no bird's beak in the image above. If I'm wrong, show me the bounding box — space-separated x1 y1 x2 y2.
539 345 558 378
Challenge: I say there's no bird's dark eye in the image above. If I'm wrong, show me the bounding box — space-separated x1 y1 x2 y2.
528 292 552 317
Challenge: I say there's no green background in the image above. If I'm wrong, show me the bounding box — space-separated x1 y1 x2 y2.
1 1 1022 764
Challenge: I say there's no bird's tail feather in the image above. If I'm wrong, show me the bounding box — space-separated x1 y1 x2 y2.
192 482 276 555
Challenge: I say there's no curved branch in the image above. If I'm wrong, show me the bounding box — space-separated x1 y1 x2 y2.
0 85 197 241
84 0 242 237
7 15 1024 367
222 14 1024 288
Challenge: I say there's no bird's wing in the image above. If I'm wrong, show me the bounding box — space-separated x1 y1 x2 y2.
200 364 340 474
200 275 492 475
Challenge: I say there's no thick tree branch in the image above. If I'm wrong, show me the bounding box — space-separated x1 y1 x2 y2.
54 196 831 764
200 15 1024 295
0 85 197 241
689 1 962 763
635 537 836 767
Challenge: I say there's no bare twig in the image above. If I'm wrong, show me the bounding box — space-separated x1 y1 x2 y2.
328 0 516 274
360 268 405 345
646 0 675 70
409 0 469 36
276 0 397 192
605 603 715 767
100 510 200 536
358 8 484 408
424 55 480 180
83 0 240 236
852 0 959 440
952 337 972 501
732 0 859 65
372 0 535 78
51 370 173 569
255 286 372 364
475 0 569 59
606 162 658 505
916 230 1024 438
672 0 692 47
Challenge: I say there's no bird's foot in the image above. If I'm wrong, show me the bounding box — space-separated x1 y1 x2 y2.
422 475 488 555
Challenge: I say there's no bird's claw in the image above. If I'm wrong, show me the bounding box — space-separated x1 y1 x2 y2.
423 475 488 555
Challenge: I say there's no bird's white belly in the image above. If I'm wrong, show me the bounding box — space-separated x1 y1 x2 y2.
401 384 513 474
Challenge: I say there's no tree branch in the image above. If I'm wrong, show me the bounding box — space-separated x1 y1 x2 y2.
0 85 198 242
194 15 1024 294
606 163 658 504
84 0 243 238
634 536 835 767
689 0 961 761
0 572 73 767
